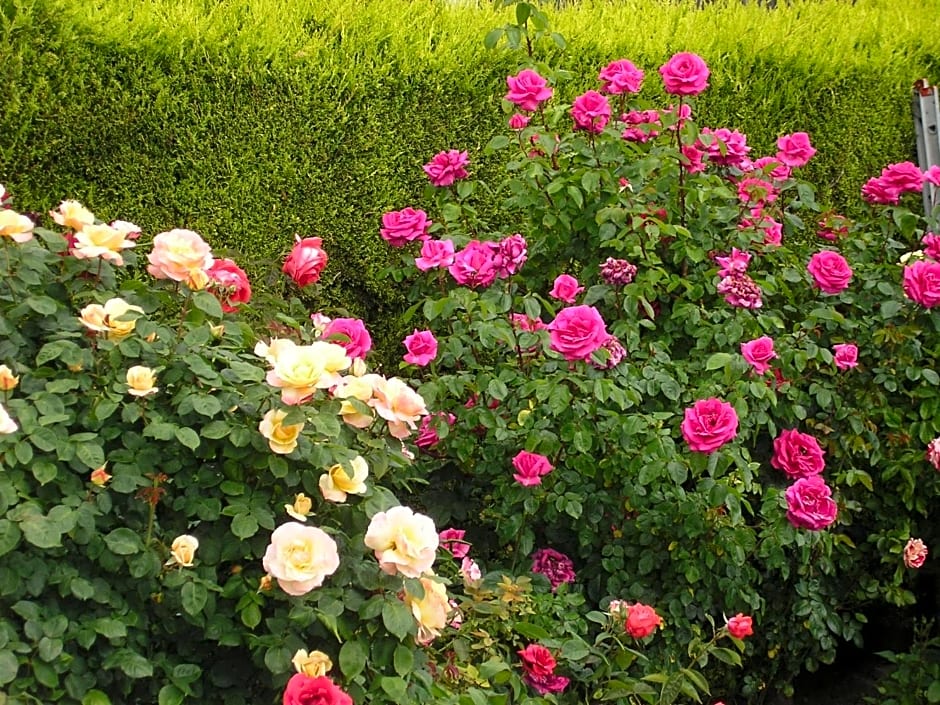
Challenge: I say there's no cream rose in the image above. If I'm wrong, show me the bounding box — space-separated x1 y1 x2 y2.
126 366 159 397
364 506 438 578
318 456 368 503
168 535 199 567
332 374 381 428
78 298 144 340
146 229 214 287
259 409 304 454
262 522 340 596
285 493 313 521
292 649 333 678
0 209 35 243
0 403 18 435
371 377 428 439
50 200 95 231
404 576 451 645
266 342 351 405
72 223 136 265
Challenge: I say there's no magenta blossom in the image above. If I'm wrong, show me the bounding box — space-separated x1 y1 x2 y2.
423 150 469 187
531 547 576 590
785 475 838 531
380 207 431 247
549 274 584 303
494 234 528 277
509 113 531 130
903 260 940 308
776 132 817 168
449 240 497 288
700 127 750 167
807 250 853 295
600 257 637 286
832 343 858 370
547 305 609 362
321 317 372 359
681 398 739 454
741 336 777 374
659 52 710 96
505 69 553 112
403 329 438 367
415 239 456 271
415 412 455 450
598 59 644 94
922 233 940 260
571 90 611 133
512 450 553 487
717 272 763 309
439 528 470 559
927 437 940 470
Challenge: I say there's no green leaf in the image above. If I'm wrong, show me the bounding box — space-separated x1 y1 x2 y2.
923 369 940 385
230 513 259 539
191 395 222 417
393 644 414 677
192 290 224 318
105 527 143 555
0 519 22 557
487 378 509 400
380 676 408 700
175 427 200 451
513 622 550 640
158 685 185 705
705 352 732 370
339 640 367 679
0 650 19 685
926 679 940 703
382 599 414 641
32 461 59 487
201 420 231 439
119 651 153 679
264 645 292 674
21 515 63 548
93 618 128 640
181 581 208 616
485 135 510 153
483 28 503 50
75 442 106 469
25 295 59 315
81 690 112 705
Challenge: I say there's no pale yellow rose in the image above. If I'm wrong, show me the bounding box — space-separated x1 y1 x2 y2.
292 649 333 678
266 342 350 405
50 200 95 231
126 366 159 398
371 377 428 439
0 365 19 391
258 574 274 592
78 298 144 340
168 534 199 567
90 465 112 486
146 229 214 284
350 357 368 377
333 374 380 428
0 209 35 243
259 409 304 454
261 522 339 596
319 456 369 503
404 576 451 645
285 493 313 521
71 223 136 266
364 505 438 578
0 403 18 435
254 338 297 366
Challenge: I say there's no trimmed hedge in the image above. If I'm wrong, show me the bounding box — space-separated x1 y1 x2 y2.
1 0 939 353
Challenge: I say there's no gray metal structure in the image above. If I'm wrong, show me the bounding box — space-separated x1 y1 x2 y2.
913 78 940 217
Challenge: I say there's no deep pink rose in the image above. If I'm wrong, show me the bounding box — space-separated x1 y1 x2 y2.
283 674 353 705
505 69 553 112
512 450 553 487
549 274 584 303
726 613 754 639
518 644 556 678
495 233 528 277
928 437 940 470
283 236 328 286
659 52 710 96
570 90 611 134
547 305 609 362
750 156 791 181
415 412 455 450
922 233 940 260
531 547 575 589
322 318 372 359
423 150 469 187
525 673 570 695
717 272 762 309
715 248 752 277
681 144 706 173
861 176 899 205
510 313 547 333
207 258 251 313
776 132 816 168
762 218 783 247
785 475 838 531
818 214 850 241
625 603 662 639
509 113 531 130
449 240 497 288
415 238 455 271
621 109 661 142
740 336 776 374
832 343 858 370
403 329 438 366
598 59 644 94
700 127 749 167
439 528 470 559
807 250 852 294
737 177 777 206
903 260 940 308
772 429 825 479
925 165 940 187
380 207 431 247
681 398 739 453
880 161 924 193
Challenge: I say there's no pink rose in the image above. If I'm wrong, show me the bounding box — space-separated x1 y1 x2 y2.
926 165 940 187
621 109 660 142
448 240 497 288
736 178 777 206
282 674 353 705
549 274 584 303
922 233 940 260
147 228 214 284
715 248 752 277
509 113 531 130
415 238 456 271
547 305 609 362
207 258 252 313
818 214 850 241
785 475 837 531
598 59 644 94
439 528 470 559
525 673 570 696
380 207 431 247
761 218 783 247
776 132 816 168
681 398 739 453
861 176 898 205
726 613 754 639
772 429 825 479
700 127 749 167
600 257 637 286
880 161 924 193
903 538 928 569
283 236 328 286
494 233 528 277
505 69 553 112
717 272 763 309
625 603 662 639
903 260 940 308
927 437 940 470
403 329 438 367
512 450 553 487
680 144 706 173
415 412 455 450
659 52 710 96
570 90 611 133
423 150 469 187
832 343 858 370
740 336 777 374
322 318 372 359
518 644 557 678
807 250 852 294
531 547 575 590
751 156 791 181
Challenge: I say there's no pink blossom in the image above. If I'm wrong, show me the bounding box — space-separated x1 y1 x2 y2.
598 59 645 94
505 69 553 112
715 248 752 277
737 177 777 206
525 674 570 695
571 90 612 133
785 475 838 531
776 132 816 168
531 547 575 590
717 272 763 309
439 528 470 559
460 556 482 583
403 329 438 367
549 273 584 303
620 109 660 142
904 538 928 568
206 258 252 313
380 208 431 247
750 156 791 181
762 218 783 247
659 52 710 96
927 437 940 470
807 251 853 295
423 150 469 187
832 343 858 370
925 165 940 187
700 127 750 167
322 318 372 359
415 239 456 271
740 336 777 374
600 257 637 286
681 398 739 454
921 233 940 260
448 240 497 288
415 412 456 450
772 429 825 479
681 144 706 173
590 336 626 370
818 214 850 241
547 305 609 362
494 233 528 277
903 260 940 308
282 236 327 287
512 450 553 487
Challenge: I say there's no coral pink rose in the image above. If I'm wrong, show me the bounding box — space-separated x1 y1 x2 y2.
832 343 858 370
505 69 553 112
659 52 710 96
364 505 438 578
371 377 428 439
902 260 940 308
681 398 739 454
598 59 644 94
726 613 754 639
625 603 662 639
512 450 553 487
903 538 928 569
262 522 340 596
518 644 556 678
547 305 609 362
776 132 816 168
448 240 497 288
740 336 777 374
785 475 837 531
321 318 372 359
415 238 455 271
403 329 438 367
380 207 431 247
282 674 353 705
147 229 214 286
549 274 584 303
283 236 328 286
772 429 825 479
807 250 853 294
423 150 469 187
207 258 252 313
571 90 611 133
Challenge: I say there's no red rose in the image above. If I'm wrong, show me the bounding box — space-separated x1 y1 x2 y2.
625 602 662 639
726 613 753 639
282 674 353 705
517 644 556 678
283 236 328 287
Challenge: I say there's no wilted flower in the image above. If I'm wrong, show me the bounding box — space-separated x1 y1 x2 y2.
904 538 928 569
531 547 575 590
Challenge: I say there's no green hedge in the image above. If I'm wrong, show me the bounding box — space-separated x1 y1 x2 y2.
1 0 939 351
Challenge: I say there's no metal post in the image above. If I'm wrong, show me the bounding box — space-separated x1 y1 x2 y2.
913 79 940 217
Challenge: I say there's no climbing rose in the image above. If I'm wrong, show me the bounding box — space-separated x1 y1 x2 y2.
439 528 470 559
740 336 777 374
772 429 825 479
282 674 352 705
902 260 940 308
832 343 858 370
415 238 455 271
282 236 328 286
449 240 497 288
380 207 431 247
547 305 609 362
681 398 739 453
807 250 853 294
927 437 940 470
570 90 611 133
776 132 816 168
402 329 438 367
785 476 838 531
207 258 252 313
549 274 584 303
321 318 372 360
512 450 553 487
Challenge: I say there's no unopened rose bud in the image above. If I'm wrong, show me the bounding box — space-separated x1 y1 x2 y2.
167 534 199 567
90 465 111 487
0 365 19 391
285 493 314 521
258 574 273 592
